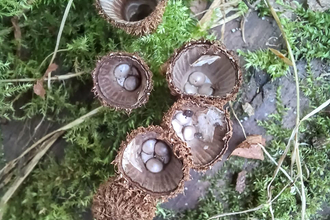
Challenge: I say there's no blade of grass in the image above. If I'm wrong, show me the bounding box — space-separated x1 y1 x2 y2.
0 106 103 183
0 131 64 220
263 0 305 218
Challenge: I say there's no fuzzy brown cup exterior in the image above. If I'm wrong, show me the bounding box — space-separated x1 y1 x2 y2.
92 52 153 112
113 125 191 200
165 39 242 103
92 176 157 220
95 0 168 36
162 98 233 171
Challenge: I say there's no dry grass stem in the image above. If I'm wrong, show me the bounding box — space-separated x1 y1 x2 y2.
264 0 305 218
229 101 247 138
220 0 226 43
199 0 241 30
208 182 292 219
0 131 64 220
46 0 73 88
210 11 242 29
0 106 103 192
0 72 86 83
258 143 301 196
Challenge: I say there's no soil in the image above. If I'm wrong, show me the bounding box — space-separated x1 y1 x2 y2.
0 1 328 220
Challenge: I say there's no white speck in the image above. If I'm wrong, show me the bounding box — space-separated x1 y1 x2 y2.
184 187 188 190
270 98 275 102
244 117 248 121
290 186 296 194
231 29 236 33
262 17 265 20
185 203 188 206
204 146 209 150
265 113 268 117
240 120 244 123
294 111 297 114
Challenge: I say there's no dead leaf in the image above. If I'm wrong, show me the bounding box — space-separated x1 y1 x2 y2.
231 135 266 160
43 63 58 78
191 55 220 67
242 102 254 117
11 16 21 56
33 79 46 99
235 170 247 193
33 63 58 98
269 48 293 66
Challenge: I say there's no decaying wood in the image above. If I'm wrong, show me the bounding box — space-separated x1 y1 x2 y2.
231 135 266 160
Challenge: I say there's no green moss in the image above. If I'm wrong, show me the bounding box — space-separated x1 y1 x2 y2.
237 49 290 79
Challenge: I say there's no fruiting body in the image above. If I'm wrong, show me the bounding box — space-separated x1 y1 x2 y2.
142 139 157 154
141 152 153 163
198 83 213 96
175 112 192 125
184 83 198 94
92 52 153 111
162 98 233 171
146 158 164 173
124 76 140 91
165 40 242 103
114 126 191 198
189 71 206 86
114 63 130 78
95 0 168 36
92 177 157 220
182 125 196 141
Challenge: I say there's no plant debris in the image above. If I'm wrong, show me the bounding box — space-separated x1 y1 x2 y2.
231 135 265 160
269 48 293 66
242 102 254 117
33 80 46 99
235 170 247 193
